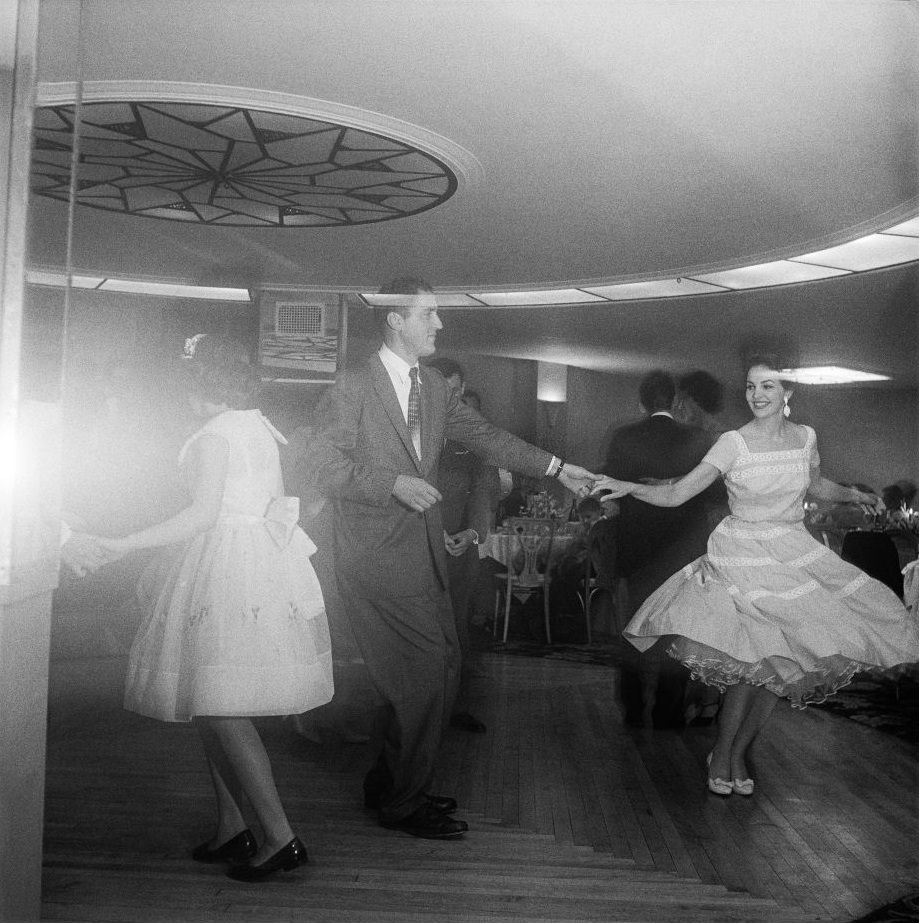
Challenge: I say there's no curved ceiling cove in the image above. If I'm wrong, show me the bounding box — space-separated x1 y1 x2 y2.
31 101 458 227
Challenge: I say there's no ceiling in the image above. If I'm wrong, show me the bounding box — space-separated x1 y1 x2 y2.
26 0 919 384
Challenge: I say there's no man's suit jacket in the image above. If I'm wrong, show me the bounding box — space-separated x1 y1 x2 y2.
438 440 498 539
307 355 552 596
604 414 719 581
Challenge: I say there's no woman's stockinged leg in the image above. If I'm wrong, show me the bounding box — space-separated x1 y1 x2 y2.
729 685 778 783
709 683 755 783
196 720 249 847
205 716 296 863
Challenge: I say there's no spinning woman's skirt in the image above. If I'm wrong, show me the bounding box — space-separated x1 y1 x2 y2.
624 517 919 706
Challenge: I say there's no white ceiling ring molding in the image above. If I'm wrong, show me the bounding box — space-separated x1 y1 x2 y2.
582 279 729 299
97 278 251 300
25 269 105 289
422 218 919 306
355 207 919 307
34 80 484 190
691 260 850 291
428 293 490 307
468 289 608 307
882 216 919 237
25 268 250 301
791 234 919 272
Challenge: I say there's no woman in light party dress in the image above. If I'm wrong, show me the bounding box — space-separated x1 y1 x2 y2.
100 334 333 879
593 355 918 796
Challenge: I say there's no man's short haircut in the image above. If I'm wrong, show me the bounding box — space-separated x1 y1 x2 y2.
639 370 675 413
374 276 433 331
678 370 724 415
425 356 464 383
577 497 604 518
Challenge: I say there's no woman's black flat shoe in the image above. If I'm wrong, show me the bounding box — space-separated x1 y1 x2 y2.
226 836 307 881
191 828 257 864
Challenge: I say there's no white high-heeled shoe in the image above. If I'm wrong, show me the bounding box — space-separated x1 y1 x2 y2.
732 777 755 796
706 752 733 796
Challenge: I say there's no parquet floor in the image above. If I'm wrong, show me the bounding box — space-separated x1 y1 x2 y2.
41 653 919 922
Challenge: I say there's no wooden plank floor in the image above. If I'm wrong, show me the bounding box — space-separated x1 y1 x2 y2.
41 652 918 922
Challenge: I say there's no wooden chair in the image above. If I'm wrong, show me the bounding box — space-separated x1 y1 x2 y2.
575 518 618 644
576 554 600 645
493 517 556 644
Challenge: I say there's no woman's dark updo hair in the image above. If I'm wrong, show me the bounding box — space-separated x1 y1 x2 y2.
184 333 261 409
745 352 796 389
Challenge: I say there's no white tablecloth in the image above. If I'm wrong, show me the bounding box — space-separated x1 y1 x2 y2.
479 530 578 568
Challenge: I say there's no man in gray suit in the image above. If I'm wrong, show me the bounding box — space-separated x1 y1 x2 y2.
307 278 593 839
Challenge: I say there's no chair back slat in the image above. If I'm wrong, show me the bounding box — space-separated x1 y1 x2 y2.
507 517 557 586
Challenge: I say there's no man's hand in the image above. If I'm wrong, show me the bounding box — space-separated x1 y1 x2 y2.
60 531 116 577
558 463 598 499
590 476 633 500
444 529 478 557
393 474 443 512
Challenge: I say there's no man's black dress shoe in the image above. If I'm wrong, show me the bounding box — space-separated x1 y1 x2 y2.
380 803 468 839
450 711 487 733
423 793 458 814
364 790 458 814
226 836 307 881
191 828 257 864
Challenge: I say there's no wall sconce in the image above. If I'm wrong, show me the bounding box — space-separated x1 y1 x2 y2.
536 361 568 459
537 361 568 402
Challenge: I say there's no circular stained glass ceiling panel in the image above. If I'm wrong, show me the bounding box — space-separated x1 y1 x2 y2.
31 101 458 226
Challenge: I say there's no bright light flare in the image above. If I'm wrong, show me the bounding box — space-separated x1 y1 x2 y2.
0 428 17 492
780 366 890 384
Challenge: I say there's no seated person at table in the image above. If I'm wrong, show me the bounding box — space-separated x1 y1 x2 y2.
547 498 617 642
883 480 917 515
497 472 540 522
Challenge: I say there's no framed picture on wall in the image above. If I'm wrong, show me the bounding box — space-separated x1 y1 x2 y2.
256 291 348 383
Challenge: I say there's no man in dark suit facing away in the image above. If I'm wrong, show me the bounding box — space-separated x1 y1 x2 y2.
604 370 720 728
306 278 595 839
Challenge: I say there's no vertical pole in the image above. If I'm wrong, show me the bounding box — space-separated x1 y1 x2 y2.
336 292 349 372
0 3 51 922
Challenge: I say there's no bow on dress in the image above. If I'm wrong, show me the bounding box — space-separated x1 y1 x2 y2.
263 496 300 549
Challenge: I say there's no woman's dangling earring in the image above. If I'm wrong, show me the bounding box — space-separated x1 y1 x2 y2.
783 395 791 418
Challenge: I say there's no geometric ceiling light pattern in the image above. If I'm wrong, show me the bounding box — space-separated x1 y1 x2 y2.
31 101 457 226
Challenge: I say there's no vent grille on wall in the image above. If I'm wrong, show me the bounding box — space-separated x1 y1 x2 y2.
276 302 325 338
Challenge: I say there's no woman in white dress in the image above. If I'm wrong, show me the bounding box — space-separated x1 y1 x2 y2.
593 355 919 797
100 334 333 880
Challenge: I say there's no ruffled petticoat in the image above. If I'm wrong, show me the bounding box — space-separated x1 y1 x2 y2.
125 518 333 722
624 516 919 706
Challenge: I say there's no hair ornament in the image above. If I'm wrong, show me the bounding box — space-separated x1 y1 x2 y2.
183 333 207 359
